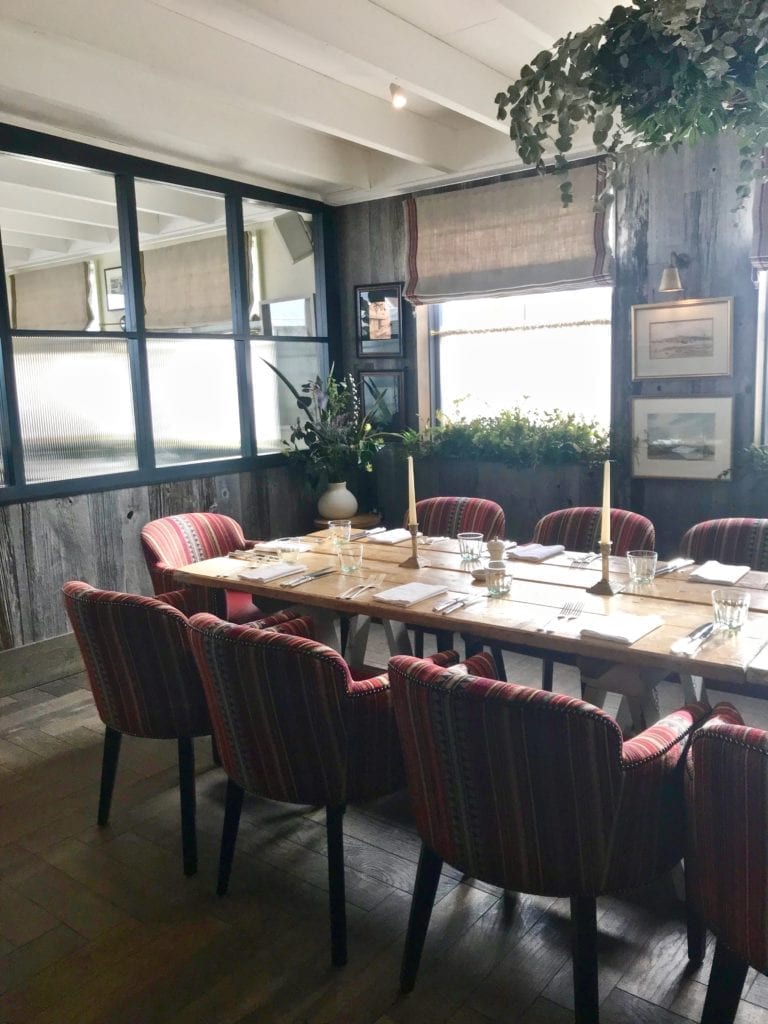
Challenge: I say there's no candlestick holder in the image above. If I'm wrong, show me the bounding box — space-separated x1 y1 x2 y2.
399 523 424 569
586 541 621 596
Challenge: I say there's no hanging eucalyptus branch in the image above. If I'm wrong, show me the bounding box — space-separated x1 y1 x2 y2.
495 0 768 207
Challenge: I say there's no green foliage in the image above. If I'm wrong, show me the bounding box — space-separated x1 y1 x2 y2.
402 407 609 468
724 443 768 480
495 0 768 206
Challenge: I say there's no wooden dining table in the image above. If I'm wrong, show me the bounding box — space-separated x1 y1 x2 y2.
174 529 768 725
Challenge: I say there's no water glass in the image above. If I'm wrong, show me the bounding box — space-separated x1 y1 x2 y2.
338 543 364 574
711 588 750 632
486 563 512 598
279 538 302 563
458 532 484 562
328 519 352 548
627 549 658 585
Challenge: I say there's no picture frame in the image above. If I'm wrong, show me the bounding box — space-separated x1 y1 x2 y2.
631 296 732 380
359 370 404 430
103 266 125 312
631 396 733 480
356 283 402 357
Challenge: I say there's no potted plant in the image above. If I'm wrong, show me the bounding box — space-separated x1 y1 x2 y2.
263 362 385 518
495 0 768 206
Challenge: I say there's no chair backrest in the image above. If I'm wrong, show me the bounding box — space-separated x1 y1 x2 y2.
140 513 247 594
680 517 768 570
62 581 210 740
533 506 655 556
689 721 768 970
188 613 356 806
388 654 626 895
407 497 505 540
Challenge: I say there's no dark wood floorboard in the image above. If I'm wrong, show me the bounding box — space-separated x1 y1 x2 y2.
0 630 767 1023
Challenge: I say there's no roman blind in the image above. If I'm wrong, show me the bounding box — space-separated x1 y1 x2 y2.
143 234 234 329
404 162 612 304
12 263 90 329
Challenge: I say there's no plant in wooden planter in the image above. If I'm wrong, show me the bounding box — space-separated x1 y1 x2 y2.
495 0 768 206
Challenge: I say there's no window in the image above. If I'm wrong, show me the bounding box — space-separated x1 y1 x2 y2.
435 286 612 425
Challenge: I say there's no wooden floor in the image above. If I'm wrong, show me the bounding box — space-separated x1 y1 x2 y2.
1 633 768 1024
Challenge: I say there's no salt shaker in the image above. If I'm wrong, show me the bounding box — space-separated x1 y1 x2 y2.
487 538 506 562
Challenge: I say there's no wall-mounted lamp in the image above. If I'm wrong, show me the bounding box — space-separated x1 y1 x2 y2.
389 83 407 109
659 251 690 293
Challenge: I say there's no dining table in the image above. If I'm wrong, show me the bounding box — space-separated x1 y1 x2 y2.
173 528 768 728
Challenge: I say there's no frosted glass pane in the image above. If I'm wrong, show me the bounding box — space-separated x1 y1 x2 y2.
14 335 137 483
251 340 326 455
147 338 241 466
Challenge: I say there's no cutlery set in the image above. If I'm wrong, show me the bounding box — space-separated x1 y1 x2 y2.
539 600 584 632
671 621 717 656
432 595 485 615
570 553 600 568
280 567 336 588
655 557 695 577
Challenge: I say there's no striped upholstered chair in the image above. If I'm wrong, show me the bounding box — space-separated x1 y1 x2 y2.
188 611 496 967
388 653 727 1024
684 710 768 1024
140 511 298 627
533 505 655 555
680 516 768 570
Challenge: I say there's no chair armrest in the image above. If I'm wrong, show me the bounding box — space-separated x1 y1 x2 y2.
264 614 315 638
621 703 710 768
156 587 198 616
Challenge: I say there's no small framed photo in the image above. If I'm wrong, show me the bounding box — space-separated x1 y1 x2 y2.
103 266 124 311
632 396 733 479
356 283 402 356
632 297 732 380
359 370 404 430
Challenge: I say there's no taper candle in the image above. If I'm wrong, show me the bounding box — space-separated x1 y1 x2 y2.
600 460 611 544
407 456 417 526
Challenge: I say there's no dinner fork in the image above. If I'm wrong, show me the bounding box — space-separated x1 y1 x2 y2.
540 600 583 632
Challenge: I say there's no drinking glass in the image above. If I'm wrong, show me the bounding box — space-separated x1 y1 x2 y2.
279 537 302 562
338 543 364 574
328 519 352 548
486 563 511 598
458 532 484 562
711 588 750 632
627 549 658 585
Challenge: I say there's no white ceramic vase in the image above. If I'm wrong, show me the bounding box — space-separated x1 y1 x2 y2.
317 481 358 520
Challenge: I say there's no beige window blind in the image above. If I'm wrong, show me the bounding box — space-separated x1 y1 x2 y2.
143 234 234 329
12 262 91 329
403 162 613 304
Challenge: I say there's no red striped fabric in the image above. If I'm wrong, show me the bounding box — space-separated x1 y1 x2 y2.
389 654 710 896
408 497 505 541
680 517 768 571
533 506 655 556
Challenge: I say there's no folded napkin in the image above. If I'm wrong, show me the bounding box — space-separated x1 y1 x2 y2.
508 543 566 563
580 613 664 645
251 540 314 552
374 582 448 607
367 528 413 545
237 562 308 583
688 560 750 585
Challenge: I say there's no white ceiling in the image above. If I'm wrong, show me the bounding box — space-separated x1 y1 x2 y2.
0 0 614 206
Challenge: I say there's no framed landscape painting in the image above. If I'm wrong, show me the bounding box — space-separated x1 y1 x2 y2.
631 297 732 380
632 396 733 479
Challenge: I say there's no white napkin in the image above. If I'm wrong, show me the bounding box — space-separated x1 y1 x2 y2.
250 540 314 552
367 528 413 545
580 613 664 645
374 582 448 606
688 560 750 585
237 562 308 583
508 543 566 562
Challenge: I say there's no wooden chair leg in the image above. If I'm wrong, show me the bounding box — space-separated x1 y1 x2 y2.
701 939 749 1024
97 727 122 827
217 778 244 895
400 844 443 993
571 895 599 1024
326 804 347 967
541 658 554 691
177 737 197 877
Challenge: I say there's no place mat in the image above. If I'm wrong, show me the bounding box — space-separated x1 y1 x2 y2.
688 560 750 585
508 543 566 563
580 613 664 645
367 528 413 545
251 540 315 552
373 582 448 607
237 562 308 583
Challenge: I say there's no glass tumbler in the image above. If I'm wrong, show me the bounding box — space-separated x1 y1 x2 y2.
486 563 512 598
626 549 658 585
279 538 302 563
338 543 364 574
711 588 750 632
458 532 484 562
328 519 352 548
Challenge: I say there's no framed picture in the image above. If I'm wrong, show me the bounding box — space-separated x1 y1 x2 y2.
632 297 732 380
359 370 404 430
631 396 733 479
103 266 124 311
356 283 402 356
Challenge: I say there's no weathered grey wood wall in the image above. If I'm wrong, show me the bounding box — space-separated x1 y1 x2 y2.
0 466 311 652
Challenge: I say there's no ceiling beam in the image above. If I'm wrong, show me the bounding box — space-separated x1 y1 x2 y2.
0 181 165 234
0 210 117 245
3 245 32 266
1 230 72 253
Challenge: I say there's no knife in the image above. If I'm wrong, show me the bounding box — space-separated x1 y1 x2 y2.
439 596 485 615
655 558 695 577
280 567 336 588
671 621 716 655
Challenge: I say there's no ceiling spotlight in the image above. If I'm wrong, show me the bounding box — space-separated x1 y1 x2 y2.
389 83 407 109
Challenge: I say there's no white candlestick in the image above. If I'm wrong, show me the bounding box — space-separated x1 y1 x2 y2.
407 456 417 526
600 460 611 544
